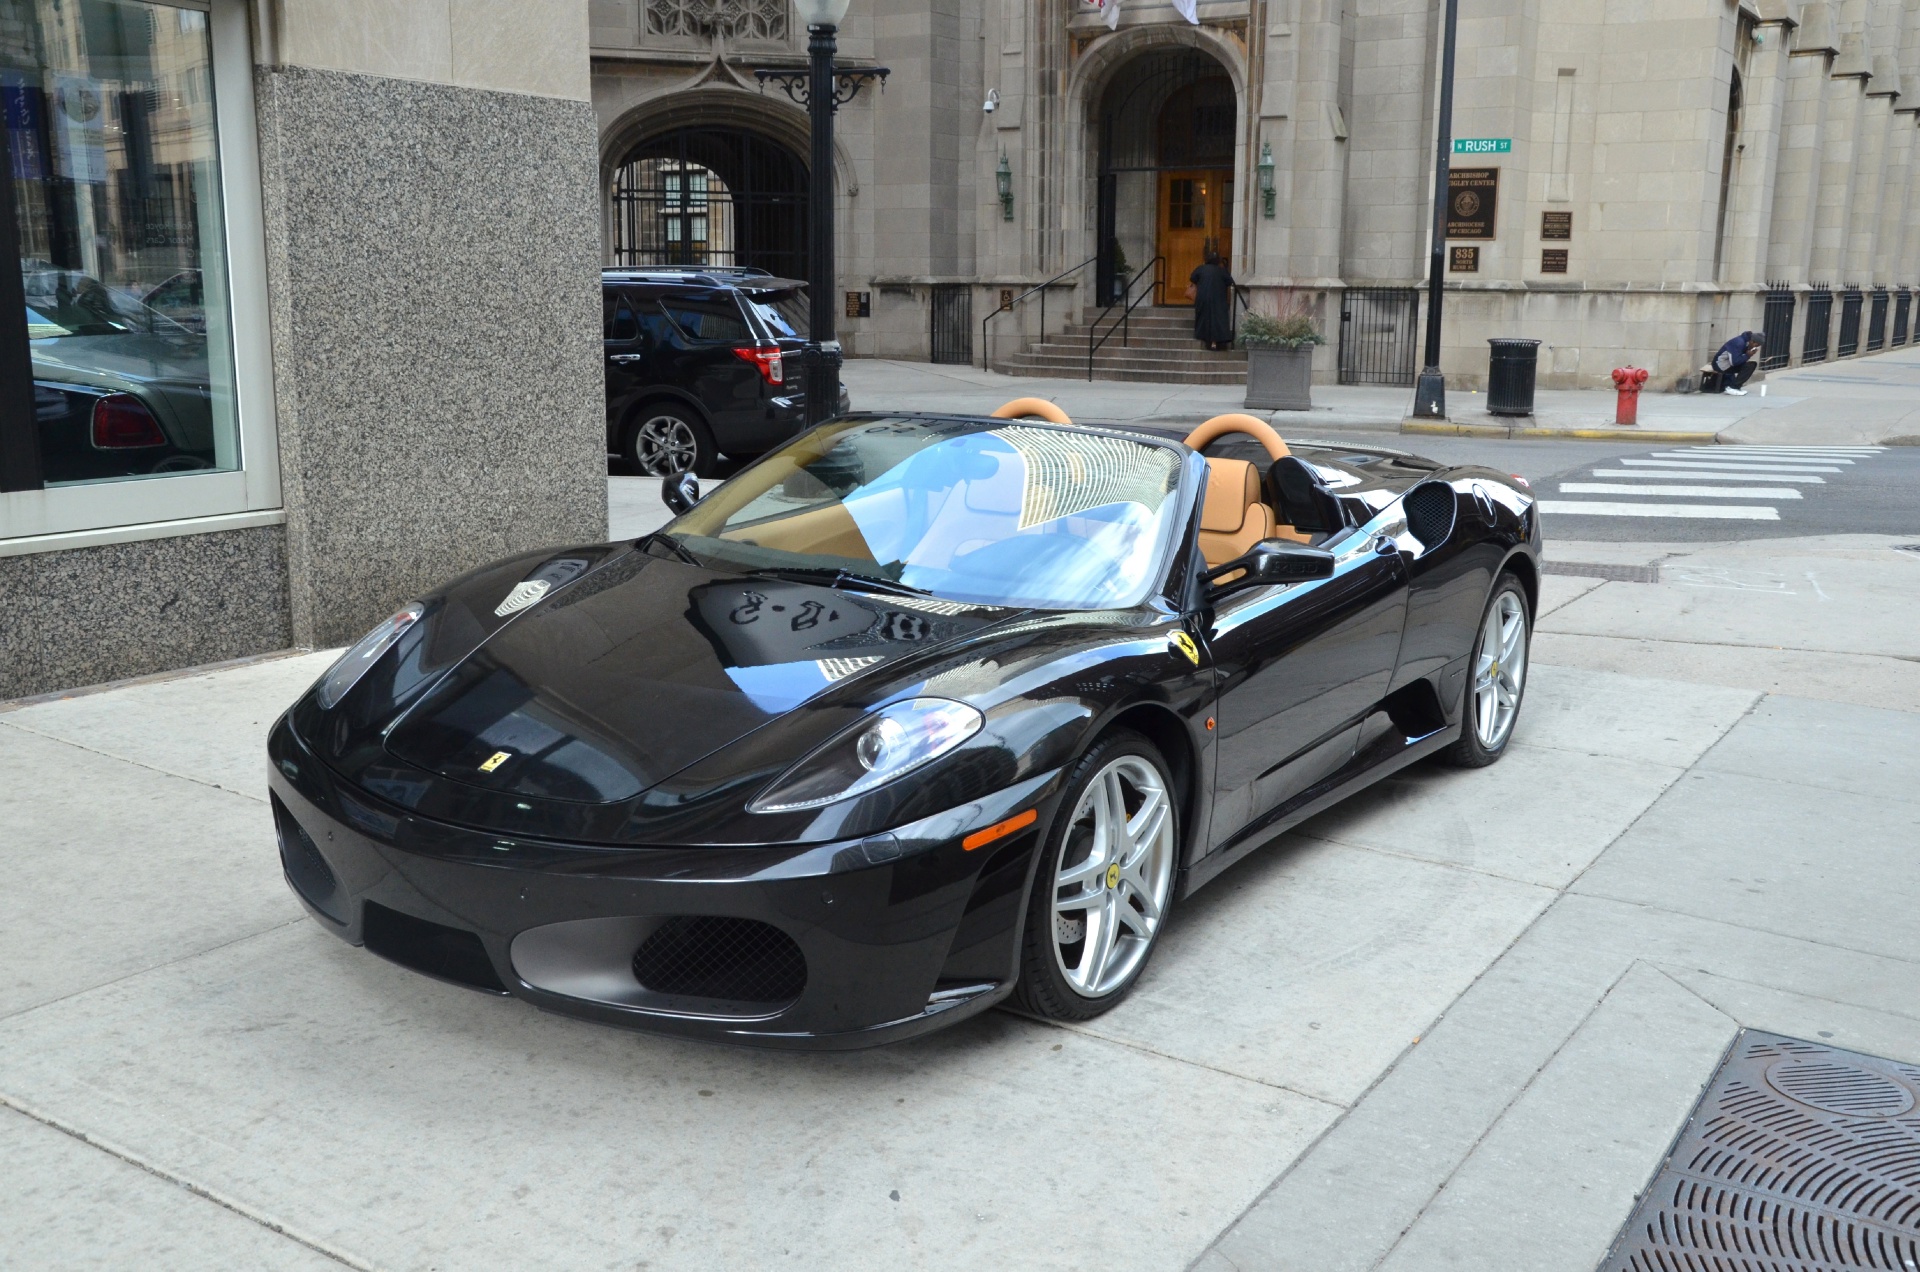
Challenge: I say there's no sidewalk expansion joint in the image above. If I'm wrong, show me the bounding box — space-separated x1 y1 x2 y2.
0 1090 377 1271
0 719 267 805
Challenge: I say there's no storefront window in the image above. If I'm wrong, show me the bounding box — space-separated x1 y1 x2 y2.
2 0 238 493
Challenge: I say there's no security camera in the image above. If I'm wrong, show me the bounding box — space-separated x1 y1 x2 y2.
983 89 999 113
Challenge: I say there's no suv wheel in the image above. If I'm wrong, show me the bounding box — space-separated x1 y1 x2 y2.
625 405 716 477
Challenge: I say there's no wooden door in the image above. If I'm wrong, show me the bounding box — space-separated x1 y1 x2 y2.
1159 170 1231 306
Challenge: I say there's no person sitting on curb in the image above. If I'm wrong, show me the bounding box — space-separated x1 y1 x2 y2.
1705 331 1764 395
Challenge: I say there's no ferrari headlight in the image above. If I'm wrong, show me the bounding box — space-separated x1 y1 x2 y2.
314 602 425 710
749 698 984 813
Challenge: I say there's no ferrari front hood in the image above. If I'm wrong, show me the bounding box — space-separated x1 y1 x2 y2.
384 552 1012 805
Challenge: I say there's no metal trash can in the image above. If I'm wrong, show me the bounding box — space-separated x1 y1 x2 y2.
1486 338 1541 416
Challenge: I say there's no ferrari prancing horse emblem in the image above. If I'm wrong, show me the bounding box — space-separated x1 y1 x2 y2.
1170 631 1201 666
478 750 512 773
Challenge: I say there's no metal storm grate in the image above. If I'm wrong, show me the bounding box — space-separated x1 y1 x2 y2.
1762 285 1795 370
1804 288 1833 363
930 284 974 365
1838 288 1864 358
1601 1030 1920 1272
1542 561 1661 584
1339 287 1422 387
633 916 807 1005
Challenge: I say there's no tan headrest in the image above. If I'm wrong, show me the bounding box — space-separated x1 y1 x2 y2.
990 397 1073 424
1184 414 1289 460
1202 458 1260 533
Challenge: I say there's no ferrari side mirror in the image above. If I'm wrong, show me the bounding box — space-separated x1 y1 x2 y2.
662 471 701 515
1204 540 1336 599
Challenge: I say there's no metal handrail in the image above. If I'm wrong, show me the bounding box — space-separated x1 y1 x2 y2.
980 256 1096 371
1085 255 1166 380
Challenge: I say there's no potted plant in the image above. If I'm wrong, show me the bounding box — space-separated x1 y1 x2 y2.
1240 310 1324 412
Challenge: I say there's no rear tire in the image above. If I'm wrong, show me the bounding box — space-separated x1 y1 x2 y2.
1013 731 1179 1022
624 403 717 477
1440 573 1531 768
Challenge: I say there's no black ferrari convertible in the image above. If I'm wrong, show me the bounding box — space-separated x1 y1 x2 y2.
267 400 1540 1047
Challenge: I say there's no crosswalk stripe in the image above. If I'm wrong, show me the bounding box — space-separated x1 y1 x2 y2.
1678 446 1883 454
1615 458 1842 473
1650 450 1853 464
1539 500 1781 520
1588 468 1822 483
1558 483 1803 499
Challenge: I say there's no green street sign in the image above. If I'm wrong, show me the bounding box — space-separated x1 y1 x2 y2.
1454 138 1512 154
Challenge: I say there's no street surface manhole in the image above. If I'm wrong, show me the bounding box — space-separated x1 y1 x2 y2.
1542 561 1661 584
1601 1030 1920 1271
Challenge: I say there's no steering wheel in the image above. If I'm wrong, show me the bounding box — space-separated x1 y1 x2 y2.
991 397 1073 424
1182 413 1289 460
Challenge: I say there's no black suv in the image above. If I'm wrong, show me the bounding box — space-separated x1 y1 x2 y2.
602 267 848 476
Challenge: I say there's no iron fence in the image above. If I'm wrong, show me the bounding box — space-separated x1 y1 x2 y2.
930 285 973 365
1337 287 1421 386
1867 289 1888 352
1895 290 1912 347
1760 285 1794 370
1837 288 1863 357
610 128 809 279
1803 287 1832 363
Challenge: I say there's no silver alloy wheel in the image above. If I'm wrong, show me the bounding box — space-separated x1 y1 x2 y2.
1050 754 1176 998
1472 589 1528 750
632 413 699 476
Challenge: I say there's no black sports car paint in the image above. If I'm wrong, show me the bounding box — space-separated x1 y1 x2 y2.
268 416 1539 1047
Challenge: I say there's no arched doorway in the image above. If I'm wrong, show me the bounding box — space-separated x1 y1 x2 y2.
609 127 809 279
1095 48 1238 305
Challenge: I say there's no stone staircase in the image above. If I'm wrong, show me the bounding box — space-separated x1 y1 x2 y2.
995 307 1249 384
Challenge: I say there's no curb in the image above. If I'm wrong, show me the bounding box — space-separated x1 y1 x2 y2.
1399 419 1722 443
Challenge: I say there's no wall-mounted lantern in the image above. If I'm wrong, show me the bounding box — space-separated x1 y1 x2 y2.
997 152 1014 221
1258 142 1276 218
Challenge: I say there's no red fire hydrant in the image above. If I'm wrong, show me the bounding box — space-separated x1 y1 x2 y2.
1612 365 1650 426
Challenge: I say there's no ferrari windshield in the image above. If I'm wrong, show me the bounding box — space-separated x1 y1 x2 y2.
662 417 1186 609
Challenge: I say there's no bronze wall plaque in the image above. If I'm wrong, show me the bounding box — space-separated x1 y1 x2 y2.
1541 249 1569 274
1542 211 1572 241
845 290 871 318
1446 167 1499 240
1450 245 1480 273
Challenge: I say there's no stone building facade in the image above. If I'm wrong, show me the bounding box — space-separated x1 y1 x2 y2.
591 0 1920 389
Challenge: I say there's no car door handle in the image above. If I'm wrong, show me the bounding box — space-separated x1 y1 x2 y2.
609 353 644 364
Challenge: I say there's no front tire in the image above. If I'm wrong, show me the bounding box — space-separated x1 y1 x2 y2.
624 403 717 477
1441 573 1531 768
1013 731 1178 1021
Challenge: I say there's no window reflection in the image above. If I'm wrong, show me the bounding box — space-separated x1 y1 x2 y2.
2 0 236 487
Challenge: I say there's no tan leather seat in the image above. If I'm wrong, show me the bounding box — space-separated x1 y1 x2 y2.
1199 458 1276 567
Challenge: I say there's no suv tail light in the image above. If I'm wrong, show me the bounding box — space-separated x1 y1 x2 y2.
732 344 784 386
91 394 167 448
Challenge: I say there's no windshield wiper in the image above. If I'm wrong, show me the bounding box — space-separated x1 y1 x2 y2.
749 565 927 599
642 533 702 565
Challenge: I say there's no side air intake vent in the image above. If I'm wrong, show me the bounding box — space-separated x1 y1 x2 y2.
1402 481 1458 551
632 917 806 1006
271 793 347 924
362 901 508 994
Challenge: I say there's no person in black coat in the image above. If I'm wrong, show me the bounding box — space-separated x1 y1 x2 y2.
1708 331 1764 395
1188 251 1235 351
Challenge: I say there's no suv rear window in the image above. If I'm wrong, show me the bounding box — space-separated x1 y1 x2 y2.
659 295 753 344
745 290 808 340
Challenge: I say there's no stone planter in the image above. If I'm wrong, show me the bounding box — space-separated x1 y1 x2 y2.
1243 344 1315 411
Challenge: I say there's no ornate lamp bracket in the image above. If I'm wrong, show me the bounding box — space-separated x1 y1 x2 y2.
754 64 890 108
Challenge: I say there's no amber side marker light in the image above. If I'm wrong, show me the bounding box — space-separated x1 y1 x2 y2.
963 808 1038 851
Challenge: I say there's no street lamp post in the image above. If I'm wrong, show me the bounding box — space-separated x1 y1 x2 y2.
756 0 886 427
1412 0 1461 421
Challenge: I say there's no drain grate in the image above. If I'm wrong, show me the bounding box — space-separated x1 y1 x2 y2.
1601 1030 1920 1271
1543 561 1662 584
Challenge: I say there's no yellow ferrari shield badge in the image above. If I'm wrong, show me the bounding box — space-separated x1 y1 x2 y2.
478 750 512 773
1106 863 1122 889
1170 631 1200 666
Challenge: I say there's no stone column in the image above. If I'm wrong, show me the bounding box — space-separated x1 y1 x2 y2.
1808 63 1866 284
1722 19 1793 289
1846 66 1896 283
1764 8 1838 284
1284 0 1349 286
257 0 605 647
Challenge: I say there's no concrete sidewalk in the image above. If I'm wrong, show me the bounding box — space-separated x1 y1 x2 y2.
842 344 1920 445
2 536 1917 1270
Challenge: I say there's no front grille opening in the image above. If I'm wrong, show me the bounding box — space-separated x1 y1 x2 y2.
271 793 347 924
632 916 806 1006
362 901 508 994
